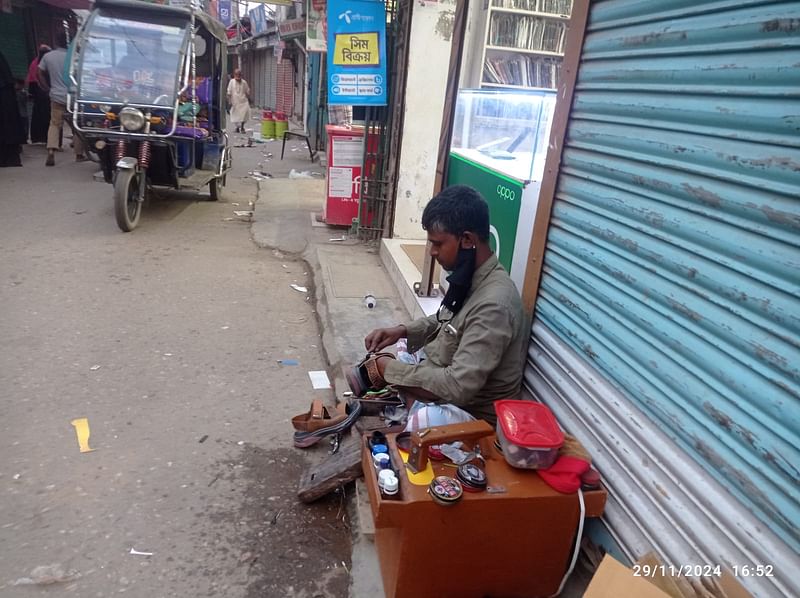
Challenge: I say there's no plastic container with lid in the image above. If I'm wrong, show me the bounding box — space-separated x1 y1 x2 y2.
382 475 399 496
372 452 390 470
274 111 288 139
260 109 275 138
378 469 395 486
495 400 564 470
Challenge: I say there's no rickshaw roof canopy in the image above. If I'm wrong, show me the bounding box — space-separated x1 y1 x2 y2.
93 0 229 43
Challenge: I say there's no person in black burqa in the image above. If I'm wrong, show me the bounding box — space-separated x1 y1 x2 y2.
0 51 26 167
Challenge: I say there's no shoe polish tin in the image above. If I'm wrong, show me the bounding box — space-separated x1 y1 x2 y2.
429 476 463 506
456 463 487 492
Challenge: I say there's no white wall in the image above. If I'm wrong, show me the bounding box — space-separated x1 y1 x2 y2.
460 1 487 89
392 0 457 240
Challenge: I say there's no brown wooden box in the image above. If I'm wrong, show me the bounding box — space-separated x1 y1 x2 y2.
362 431 607 598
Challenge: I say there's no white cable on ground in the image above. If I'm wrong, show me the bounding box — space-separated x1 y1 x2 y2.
551 488 586 597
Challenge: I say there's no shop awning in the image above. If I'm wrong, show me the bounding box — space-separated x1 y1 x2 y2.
37 0 92 9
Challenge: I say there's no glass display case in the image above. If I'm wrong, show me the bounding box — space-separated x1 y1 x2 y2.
450 88 556 182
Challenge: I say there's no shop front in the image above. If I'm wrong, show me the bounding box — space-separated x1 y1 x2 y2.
378 2 799 597
447 88 555 288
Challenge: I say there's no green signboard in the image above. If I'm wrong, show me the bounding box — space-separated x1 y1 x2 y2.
447 152 525 273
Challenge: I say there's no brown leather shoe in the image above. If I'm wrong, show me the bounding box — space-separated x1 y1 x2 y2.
291 400 346 433
345 352 395 397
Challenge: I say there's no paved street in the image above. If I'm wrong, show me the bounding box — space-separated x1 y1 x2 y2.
0 142 351 597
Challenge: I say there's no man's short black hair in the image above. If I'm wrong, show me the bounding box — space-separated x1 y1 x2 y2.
55 30 68 49
421 185 490 241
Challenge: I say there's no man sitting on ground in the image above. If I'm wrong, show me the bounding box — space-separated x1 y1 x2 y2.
363 185 526 426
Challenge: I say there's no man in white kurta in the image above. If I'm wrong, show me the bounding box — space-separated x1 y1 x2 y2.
226 69 251 133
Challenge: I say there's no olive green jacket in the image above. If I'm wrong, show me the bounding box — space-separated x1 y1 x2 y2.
383 254 525 424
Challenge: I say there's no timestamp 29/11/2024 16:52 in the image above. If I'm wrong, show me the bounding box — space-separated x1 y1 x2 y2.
632 564 775 578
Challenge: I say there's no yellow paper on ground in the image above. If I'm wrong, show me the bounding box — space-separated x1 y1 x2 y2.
70 418 94 453
398 449 434 485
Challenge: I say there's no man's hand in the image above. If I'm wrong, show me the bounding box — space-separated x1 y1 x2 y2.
364 325 406 353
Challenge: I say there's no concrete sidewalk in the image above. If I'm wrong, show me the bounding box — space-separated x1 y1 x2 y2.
238 127 590 598
240 132 402 597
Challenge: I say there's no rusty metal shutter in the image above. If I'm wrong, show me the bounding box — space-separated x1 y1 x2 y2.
524 1 799 596
276 58 294 114
294 49 305 123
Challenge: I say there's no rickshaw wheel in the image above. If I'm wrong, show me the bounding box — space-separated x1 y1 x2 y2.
209 176 223 201
114 170 142 232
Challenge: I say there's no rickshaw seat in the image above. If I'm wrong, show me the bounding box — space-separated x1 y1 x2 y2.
173 125 210 140
180 77 214 130
195 77 211 104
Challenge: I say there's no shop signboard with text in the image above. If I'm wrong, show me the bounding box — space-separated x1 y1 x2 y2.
279 17 305 39
249 4 268 36
218 0 232 27
306 0 327 52
326 0 387 105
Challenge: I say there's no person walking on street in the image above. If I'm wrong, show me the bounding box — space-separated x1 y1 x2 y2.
226 69 250 134
26 44 51 144
38 30 85 166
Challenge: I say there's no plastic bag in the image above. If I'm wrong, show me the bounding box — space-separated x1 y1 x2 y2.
397 338 426 365
404 401 475 432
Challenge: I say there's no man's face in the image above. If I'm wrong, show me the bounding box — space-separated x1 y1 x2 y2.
234 71 241 80
427 229 463 271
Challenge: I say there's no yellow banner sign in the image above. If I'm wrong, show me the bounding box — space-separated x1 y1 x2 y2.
333 32 379 66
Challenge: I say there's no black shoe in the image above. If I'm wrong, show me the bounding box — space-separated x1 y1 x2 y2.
45 153 55 166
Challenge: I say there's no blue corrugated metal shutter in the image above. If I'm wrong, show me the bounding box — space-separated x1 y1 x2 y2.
524 1 799 596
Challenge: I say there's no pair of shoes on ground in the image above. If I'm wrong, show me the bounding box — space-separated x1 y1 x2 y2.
291 399 362 448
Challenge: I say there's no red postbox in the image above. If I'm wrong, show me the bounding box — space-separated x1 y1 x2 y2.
324 124 378 226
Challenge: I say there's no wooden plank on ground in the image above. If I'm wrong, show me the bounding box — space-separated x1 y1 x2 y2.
297 433 364 503
354 478 375 539
355 415 388 434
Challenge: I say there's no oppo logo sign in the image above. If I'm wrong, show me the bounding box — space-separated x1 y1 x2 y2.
496 185 516 201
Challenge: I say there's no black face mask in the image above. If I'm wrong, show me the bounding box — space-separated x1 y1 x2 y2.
438 245 476 322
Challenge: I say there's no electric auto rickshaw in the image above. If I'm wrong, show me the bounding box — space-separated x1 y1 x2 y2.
70 0 232 231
